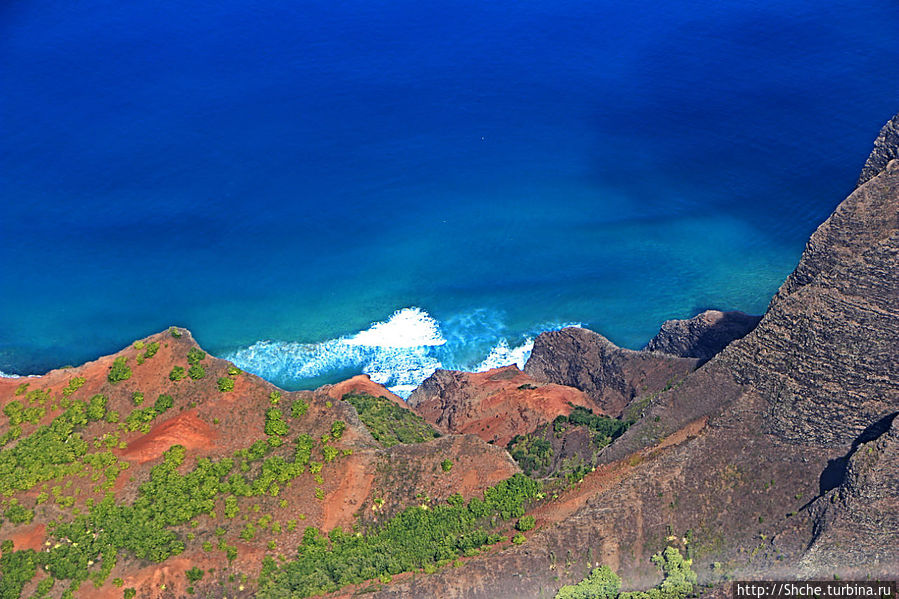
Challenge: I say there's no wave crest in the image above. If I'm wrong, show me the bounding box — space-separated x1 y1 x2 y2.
226 307 578 398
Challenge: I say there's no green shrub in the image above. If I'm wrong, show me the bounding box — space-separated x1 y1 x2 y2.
188 365 206 380
227 366 241 376
217 378 235 392
4 501 35 524
154 394 174 412
185 567 204 583
343 393 440 448
107 357 132 383
330 420 346 440
169 366 186 381
516 515 536 531
169 326 183 338
290 400 309 419
322 445 338 463
265 409 289 437
555 565 620 599
142 342 160 359
187 348 206 365
441 459 453 472
62 377 86 398
511 532 527 545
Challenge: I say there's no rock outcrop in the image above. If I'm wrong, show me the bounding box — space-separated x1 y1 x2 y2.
367 115 899 598
407 365 598 447
858 112 899 186
523 327 698 417
795 413 899 575
645 309 761 361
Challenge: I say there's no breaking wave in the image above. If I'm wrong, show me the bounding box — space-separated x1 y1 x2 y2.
226 307 578 398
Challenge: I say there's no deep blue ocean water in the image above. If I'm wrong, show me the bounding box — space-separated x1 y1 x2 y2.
1 0 897 394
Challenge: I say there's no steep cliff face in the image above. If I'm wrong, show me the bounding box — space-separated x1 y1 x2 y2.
368 116 899 598
523 327 698 417
794 414 899 575
645 310 761 361
858 112 899 186
719 158 899 446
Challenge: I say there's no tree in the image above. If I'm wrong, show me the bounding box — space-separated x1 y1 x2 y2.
107 356 132 383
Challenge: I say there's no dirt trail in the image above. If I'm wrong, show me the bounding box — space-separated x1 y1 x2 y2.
533 417 708 525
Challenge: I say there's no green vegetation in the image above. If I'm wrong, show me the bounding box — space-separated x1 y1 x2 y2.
330 420 346 440
556 548 696 599
188 365 206 380
107 356 132 384
508 436 553 476
0 395 115 495
265 408 289 437
342 393 440 448
291 399 309 419
217 377 235 392
4 500 34 524
516 515 535 531
141 341 160 360
186 567 204 583
555 565 620 599
441 459 453 472
560 406 629 439
258 474 539 598
509 406 630 479
62 377 86 398
122 394 174 433
511 532 526 545
169 326 183 338
187 347 206 365
169 366 186 381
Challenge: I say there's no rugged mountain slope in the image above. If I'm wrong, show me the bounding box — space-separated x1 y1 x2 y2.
719 158 899 446
858 112 899 186
523 328 698 417
365 123 899 598
645 310 761 362
407 365 601 447
0 330 519 598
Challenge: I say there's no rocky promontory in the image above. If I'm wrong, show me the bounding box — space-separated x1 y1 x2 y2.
523 327 698 417
644 309 761 361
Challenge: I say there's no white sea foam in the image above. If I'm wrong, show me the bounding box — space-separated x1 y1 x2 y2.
226 308 582 398
0 370 22 379
345 307 446 348
473 339 534 372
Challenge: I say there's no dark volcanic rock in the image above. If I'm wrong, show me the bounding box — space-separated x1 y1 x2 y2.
523 327 698 417
645 309 761 361
858 112 899 187
796 414 899 574
369 119 899 599
720 158 899 446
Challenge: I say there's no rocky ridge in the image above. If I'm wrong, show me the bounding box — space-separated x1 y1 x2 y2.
363 114 899 597
645 310 761 362
523 327 699 417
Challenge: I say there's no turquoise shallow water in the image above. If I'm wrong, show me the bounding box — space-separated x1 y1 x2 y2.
1 0 897 394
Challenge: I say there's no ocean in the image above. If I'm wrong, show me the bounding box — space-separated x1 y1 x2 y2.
1 0 897 395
